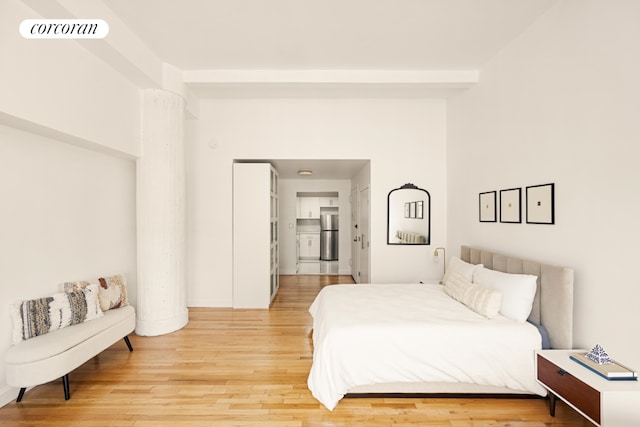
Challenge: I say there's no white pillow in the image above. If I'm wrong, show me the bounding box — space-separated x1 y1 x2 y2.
443 271 469 301
10 284 103 344
443 256 483 283
444 272 502 319
472 266 537 323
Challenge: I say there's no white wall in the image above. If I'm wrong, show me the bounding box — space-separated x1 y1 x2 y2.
0 1 142 404
0 0 141 157
186 98 447 306
279 178 354 275
0 125 137 404
448 0 640 367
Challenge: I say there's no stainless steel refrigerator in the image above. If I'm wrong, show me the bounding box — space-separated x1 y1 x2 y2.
320 214 339 261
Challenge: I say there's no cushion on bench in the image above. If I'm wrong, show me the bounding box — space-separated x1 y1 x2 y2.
10 284 103 344
61 274 128 312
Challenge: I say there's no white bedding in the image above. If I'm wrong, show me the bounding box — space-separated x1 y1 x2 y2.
307 283 546 410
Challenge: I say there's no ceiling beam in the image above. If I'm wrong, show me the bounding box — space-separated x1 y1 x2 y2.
182 69 478 98
23 0 164 89
183 69 478 87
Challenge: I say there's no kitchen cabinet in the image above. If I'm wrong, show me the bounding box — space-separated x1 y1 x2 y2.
319 197 339 208
233 163 279 308
297 197 320 219
298 233 320 260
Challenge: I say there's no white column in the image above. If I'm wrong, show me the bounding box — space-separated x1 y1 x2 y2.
136 88 188 336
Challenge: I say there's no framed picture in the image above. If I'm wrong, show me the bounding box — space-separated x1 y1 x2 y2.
404 202 410 218
500 187 521 223
479 191 497 222
416 200 424 219
409 201 416 218
526 183 555 224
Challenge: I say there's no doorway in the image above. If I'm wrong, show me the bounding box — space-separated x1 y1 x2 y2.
258 159 370 279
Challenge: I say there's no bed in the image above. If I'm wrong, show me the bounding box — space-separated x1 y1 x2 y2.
307 245 574 410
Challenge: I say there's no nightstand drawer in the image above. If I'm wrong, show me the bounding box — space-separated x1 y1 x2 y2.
537 354 601 423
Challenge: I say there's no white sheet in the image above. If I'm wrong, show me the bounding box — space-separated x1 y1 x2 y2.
307 283 546 410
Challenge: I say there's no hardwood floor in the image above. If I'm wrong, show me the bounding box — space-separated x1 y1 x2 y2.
1 275 589 426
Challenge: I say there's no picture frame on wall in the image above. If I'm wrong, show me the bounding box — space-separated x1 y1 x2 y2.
409 201 416 218
526 183 555 224
500 187 522 223
416 200 424 219
479 191 497 222
404 202 410 218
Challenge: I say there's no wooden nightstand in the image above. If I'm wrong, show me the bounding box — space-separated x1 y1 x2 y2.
536 350 640 427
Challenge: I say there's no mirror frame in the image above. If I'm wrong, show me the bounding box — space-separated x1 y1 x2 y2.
387 183 431 245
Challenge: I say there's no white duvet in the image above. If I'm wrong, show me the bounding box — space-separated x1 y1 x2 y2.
307 283 546 410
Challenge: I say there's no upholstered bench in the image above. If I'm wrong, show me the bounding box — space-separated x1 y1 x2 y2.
5 275 135 402
5 304 135 402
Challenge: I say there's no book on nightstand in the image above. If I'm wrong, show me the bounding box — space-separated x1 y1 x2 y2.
570 352 638 381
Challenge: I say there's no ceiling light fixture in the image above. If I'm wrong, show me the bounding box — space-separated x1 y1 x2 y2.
298 169 313 176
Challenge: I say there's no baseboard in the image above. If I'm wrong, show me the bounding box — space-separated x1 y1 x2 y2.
187 298 232 308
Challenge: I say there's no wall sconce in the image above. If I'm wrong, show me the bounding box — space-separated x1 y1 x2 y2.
433 247 446 284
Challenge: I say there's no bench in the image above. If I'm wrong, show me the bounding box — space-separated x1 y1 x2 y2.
4 305 136 402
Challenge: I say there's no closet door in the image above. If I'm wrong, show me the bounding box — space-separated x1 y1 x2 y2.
233 163 279 308
269 166 279 302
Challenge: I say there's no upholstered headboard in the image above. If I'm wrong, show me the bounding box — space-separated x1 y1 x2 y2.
460 245 574 350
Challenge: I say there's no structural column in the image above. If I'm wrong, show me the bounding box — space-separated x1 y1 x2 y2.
136 88 188 336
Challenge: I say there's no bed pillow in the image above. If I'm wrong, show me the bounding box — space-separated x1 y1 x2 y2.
10 284 103 344
443 271 469 301
472 266 537 323
463 282 503 319
444 272 502 319
442 256 483 284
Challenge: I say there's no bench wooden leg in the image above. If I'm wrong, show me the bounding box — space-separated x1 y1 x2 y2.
123 336 133 352
16 388 26 402
62 374 70 400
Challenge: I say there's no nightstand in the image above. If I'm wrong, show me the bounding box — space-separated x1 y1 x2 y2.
536 350 640 427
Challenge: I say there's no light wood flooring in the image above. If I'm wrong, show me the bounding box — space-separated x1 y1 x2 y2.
1 275 589 426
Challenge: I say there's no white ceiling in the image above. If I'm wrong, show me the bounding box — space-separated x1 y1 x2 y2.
99 0 557 179
104 0 557 71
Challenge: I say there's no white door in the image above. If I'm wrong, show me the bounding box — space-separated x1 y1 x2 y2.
350 185 359 282
358 186 370 284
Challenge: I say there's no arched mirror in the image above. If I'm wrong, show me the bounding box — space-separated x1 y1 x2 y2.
387 183 430 245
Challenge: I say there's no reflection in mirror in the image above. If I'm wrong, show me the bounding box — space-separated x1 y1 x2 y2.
387 183 430 245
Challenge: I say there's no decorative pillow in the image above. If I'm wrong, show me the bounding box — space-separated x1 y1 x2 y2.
61 281 91 293
61 274 128 312
444 272 502 319
442 256 483 284
463 283 503 319
443 271 470 301
97 274 128 311
10 284 103 344
472 266 538 323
